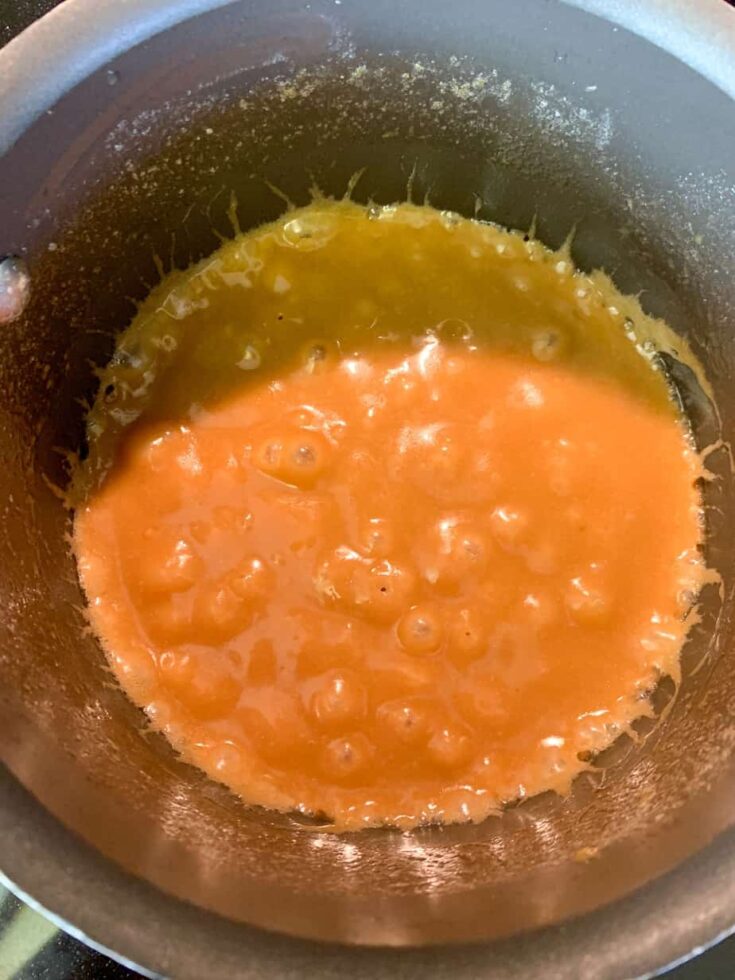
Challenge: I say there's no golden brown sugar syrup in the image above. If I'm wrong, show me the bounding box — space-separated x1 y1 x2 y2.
74 201 706 830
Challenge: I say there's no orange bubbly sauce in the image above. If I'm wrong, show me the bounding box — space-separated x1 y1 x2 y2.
74 201 705 830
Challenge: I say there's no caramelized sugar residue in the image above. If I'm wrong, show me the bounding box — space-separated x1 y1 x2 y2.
74 201 705 829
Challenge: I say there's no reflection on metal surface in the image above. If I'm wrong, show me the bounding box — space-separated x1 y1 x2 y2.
0 889 58 980
0 884 138 979
0 257 31 325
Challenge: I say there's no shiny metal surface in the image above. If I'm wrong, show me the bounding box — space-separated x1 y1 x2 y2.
1 0 735 976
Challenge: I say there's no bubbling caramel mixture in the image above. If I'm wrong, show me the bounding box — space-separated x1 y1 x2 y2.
74 201 705 829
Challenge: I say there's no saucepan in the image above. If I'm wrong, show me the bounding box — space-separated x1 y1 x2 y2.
1 1 735 976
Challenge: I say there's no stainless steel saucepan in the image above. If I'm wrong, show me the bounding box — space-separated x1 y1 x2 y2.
1 1 734 976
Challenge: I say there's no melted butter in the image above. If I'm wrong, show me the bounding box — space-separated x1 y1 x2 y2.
74 200 696 498
73 201 708 830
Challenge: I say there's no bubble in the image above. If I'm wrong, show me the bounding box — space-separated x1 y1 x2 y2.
172 658 240 721
115 648 157 699
521 592 559 629
211 742 242 775
308 670 367 729
143 598 190 646
422 520 489 593
237 344 261 371
302 339 339 374
294 444 316 466
359 517 395 559
428 725 473 769
158 649 181 674
434 317 473 344
354 559 418 624
240 691 312 766
322 734 374 781
145 699 173 729
192 582 254 641
260 440 282 467
106 69 120 86
137 529 202 594
439 210 461 228
531 329 565 362
157 651 198 705
376 697 433 745
253 429 329 488
489 505 530 550
398 604 443 654
366 204 396 221
447 607 488 663
0 257 31 324
282 212 336 250
565 572 613 626
316 549 419 625
228 556 272 600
